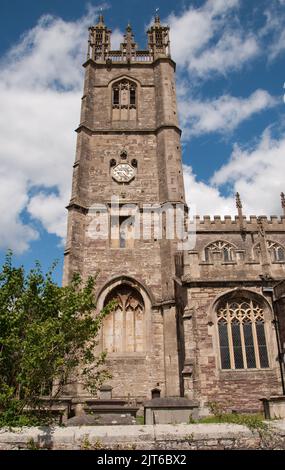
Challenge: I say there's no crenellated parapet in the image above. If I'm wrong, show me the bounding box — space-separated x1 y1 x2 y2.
180 207 285 283
189 215 285 232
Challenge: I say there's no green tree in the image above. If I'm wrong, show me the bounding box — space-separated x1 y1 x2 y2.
0 251 113 426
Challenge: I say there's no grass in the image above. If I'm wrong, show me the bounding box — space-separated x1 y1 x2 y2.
136 415 144 425
190 413 267 431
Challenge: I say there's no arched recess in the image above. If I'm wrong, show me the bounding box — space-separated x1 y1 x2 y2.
97 276 152 355
209 289 274 371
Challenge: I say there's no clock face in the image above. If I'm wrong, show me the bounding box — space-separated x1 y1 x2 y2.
111 163 135 183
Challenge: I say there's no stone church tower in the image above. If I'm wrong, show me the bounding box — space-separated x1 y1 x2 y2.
64 15 285 413
63 14 185 401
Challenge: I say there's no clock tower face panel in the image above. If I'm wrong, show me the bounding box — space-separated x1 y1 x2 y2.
111 163 135 183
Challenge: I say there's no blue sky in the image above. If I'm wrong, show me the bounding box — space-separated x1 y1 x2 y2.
0 0 284 283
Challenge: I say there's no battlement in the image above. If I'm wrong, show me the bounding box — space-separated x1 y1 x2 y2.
188 215 285 231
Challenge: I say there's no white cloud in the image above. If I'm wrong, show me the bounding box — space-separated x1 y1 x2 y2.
166 0 259 78
183 165 235 216
259 1 285 60
0 175 38 253
184 128 285 217
111 28 124 49
28 192 67 240
211 128 285 215
179 89 277 138
269 29 285 60
0 1 283 255
188 33 258 78
0 7 104 253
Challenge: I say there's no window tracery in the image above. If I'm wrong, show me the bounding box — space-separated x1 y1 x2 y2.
103 285 144 353
217 298 269 370
254 240 285 262
267 240 285 262
112 79 137 121
204 241 236 262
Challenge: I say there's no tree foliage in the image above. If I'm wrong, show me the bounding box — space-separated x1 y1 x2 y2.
0 251 113 426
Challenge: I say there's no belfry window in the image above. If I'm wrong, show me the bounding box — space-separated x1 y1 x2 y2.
112 79 137 121
155 31 163 49
217 299 269 370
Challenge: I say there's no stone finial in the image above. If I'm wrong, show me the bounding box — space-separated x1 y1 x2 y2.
236 192 242 209
281 192 285 215
155 8 160 23
97 8 104 25
235 192 245 234
120 23 137 61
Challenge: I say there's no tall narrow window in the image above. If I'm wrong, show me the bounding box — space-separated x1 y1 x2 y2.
243 320 256 368
112 79 137 121
231 320 244 369
130 86 136 106
217 298 269 370
256 320 269 368
113 87 119 106
218 319 231 369
276 246 285 261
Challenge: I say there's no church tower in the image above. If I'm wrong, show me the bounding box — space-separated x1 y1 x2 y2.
63 14 186 401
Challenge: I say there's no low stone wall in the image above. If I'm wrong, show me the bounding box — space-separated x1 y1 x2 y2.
0 422 285 450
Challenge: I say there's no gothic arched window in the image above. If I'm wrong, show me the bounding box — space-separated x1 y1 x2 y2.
217 298 269 370
204 241 236 262
267 241 285 262
112 79 137 121
103 285 144 353
254 240 285 263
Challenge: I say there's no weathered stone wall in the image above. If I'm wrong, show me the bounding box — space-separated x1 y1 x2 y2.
63 38 184 399
0 423 284 450
183 216 285 282
178 219 285 412
62 18 285 409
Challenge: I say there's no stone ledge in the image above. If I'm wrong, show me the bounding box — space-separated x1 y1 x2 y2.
0 422 285 450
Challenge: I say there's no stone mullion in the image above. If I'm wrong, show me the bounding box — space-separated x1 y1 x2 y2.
123 300 127 352
112 309 116 353
239 320 247 369
227 303 235 369
250 301 261 369
133 308 136 352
